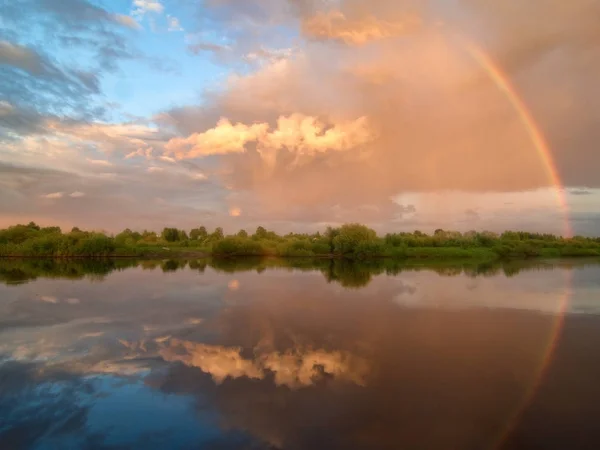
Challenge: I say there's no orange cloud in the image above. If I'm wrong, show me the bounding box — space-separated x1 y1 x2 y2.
302 10 420 45
165 118 268 158
165 114 374 166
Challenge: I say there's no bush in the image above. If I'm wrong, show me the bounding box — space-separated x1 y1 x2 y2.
311 241 331 255
212 237 266 256
277 239 315 257
353 240 385 259
332 224 377 256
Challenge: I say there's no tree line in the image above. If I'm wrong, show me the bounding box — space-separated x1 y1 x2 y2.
0 222 599 259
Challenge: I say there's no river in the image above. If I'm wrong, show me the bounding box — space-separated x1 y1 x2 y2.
1 258 599 449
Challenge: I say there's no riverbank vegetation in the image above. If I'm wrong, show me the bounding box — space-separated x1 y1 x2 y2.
1 222 599 260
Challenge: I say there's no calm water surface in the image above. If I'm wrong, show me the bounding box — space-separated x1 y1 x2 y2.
1 258 600 450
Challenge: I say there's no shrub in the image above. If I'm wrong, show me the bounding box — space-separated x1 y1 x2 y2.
332 224 377 256
353 240 385 259
212 237 266 256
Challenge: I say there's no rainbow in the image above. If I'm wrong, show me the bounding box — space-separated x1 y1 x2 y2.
461 41 572 238
453 36 574 449
489 269 572 450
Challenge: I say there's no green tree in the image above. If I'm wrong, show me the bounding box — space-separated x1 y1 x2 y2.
211 227 224 240
325 226 340 253
332 223 377 256
162 227 180 242
141 230 158 242
254 226 268 239
237 229 248 238
190 226 208 241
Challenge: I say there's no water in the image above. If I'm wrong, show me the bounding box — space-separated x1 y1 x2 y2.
1 258 600 450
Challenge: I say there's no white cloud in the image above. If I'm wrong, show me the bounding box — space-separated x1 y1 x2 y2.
132 0 164 16
87 158 113 167
41 192 64 199
167 15 183 32
147 166 165 173
190 172 207 180
69 191 86 198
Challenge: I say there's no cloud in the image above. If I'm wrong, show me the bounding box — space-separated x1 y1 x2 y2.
167 15 183 32
125 148 153 159
114 14 142 30
188 42 232 55
1 0 599 233
0 40 47 75
132 0 164 16
69 191 86 198
48 121 168 156
0 0 139 126
243 46 296 64
570 189 592 196
165 114 374 165
41 192 64 199
86 159 113 167
165 119 268 157
301 10 421 45
0 41 101 127
153 0 600 228
188 172 208 181
0 101 14 116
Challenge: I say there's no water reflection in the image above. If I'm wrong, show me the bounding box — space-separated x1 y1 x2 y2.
0 258 599 449
1 257 597 287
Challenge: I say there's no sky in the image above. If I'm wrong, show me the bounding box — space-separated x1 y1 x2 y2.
1 0 599 236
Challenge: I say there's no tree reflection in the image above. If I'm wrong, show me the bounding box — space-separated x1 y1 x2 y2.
0 257 596 288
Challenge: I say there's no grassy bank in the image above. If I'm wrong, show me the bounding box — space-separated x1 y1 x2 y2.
1 222 599 261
